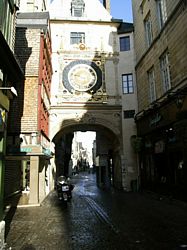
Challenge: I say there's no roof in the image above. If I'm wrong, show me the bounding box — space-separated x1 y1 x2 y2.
16 12 50 29
118 22 134 34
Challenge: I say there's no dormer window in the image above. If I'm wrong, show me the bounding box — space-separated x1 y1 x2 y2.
71 0 85 17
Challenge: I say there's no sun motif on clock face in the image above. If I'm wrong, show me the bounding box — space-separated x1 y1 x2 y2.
68 64 97 91
63 60 102 93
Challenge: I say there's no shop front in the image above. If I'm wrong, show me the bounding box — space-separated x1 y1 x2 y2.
0 30 24 247
135 92 187 201
5 145 54 206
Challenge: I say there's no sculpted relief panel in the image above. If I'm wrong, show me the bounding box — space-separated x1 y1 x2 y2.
50 109 122 140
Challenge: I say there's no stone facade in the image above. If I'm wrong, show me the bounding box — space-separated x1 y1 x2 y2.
132 0 187 200
132 0 187 110
49 0 137 190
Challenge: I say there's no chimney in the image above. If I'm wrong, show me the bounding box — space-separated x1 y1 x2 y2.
103 0 110 13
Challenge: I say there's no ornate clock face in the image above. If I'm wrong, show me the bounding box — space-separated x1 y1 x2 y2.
68 64 97 91
63 60 102 93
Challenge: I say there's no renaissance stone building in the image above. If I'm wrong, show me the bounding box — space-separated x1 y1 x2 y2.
132 0 187 200
49 0 137 190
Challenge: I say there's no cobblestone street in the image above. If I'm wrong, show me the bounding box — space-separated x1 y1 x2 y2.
5 173 187 250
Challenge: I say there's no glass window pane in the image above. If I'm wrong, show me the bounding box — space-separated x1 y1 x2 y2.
122 73 133 94
120 36 130 51
70 32 85 44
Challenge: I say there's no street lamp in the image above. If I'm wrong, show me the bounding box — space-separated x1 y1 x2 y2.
0 87 17 96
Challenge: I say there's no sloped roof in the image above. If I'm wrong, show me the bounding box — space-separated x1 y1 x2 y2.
16 12 50 29
118 22 134 34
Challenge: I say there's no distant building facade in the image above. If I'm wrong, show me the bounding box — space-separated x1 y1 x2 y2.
132 0 187 200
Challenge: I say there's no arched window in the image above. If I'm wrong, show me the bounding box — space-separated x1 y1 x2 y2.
71 0 85 17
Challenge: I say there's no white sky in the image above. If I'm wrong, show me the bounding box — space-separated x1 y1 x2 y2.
76 132 96 150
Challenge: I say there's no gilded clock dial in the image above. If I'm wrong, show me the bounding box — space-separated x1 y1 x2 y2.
63 60 102 93
68 64 97 91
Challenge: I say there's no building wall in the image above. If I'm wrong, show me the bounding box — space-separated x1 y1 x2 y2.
49 0 112 21
132 0 180 64
132 0 187 200
16 28 40 76
15 26 52 138
21 77 38 132
19 0 47 12
15 28 40 132
0 1 24 248
132 0 187 111
5 12 54 207
0 0 18 49
49 0 137 190
119 31 138 187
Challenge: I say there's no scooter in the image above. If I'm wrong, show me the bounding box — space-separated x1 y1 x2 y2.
56 176 74 203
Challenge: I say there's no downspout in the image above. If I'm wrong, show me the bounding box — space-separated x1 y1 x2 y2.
38 33 44 143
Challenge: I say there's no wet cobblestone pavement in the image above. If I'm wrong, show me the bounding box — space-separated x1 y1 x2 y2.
5 173 187 250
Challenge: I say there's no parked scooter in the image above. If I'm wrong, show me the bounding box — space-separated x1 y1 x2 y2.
56 176 74 203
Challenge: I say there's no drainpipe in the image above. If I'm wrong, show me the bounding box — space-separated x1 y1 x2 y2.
38 33 44 143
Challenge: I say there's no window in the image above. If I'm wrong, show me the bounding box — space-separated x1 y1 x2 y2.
120 36 130 51
124 110 135 119
156 0 167 28
70 32 85 45
148 67 156 103
160 51 171 92
71 0 85 17
144 13 153 47
122 74 133 94
27 1 34 12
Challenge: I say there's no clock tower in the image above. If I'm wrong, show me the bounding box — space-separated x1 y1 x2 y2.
49 0 137 191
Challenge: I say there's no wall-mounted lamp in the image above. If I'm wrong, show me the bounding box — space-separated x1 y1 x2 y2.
167 91 186 109
0 87 17 96
175 95 185 109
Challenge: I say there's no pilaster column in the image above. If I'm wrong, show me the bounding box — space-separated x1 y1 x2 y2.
113 57 120 105
29 156 39 204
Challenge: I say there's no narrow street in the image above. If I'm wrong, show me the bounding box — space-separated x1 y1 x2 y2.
5 173 187 250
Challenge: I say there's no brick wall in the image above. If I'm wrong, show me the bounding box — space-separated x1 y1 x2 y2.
15 27 40 76
14 27 46 133
21 77 38 132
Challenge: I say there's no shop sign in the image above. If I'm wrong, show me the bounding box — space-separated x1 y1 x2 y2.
21 147 32 153
7 146 18 153
8 146 32 153
150 113 162 127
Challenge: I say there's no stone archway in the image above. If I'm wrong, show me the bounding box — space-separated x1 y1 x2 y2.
50 108 123 189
